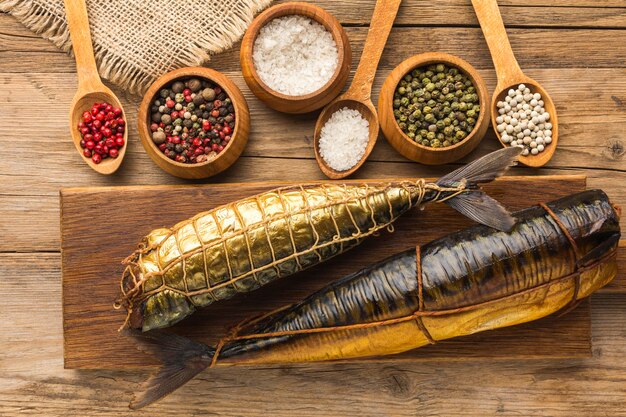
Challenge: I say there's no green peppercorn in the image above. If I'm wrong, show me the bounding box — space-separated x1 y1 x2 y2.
393 62 479 148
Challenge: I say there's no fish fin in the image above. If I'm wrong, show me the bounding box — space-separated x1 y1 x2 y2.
435 148 521 231
445 191 517 232
576 232 621 268
124 330 214 410
437 147 521 188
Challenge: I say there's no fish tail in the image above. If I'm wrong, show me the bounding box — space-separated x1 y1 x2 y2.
436 147 522 232
124 330 214 410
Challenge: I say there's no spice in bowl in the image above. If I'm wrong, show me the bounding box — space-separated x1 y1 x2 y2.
253 15 338 96
78 102 125 164
393 64 480 148
495 84 552 156
318 107 369 172
149 78 235 164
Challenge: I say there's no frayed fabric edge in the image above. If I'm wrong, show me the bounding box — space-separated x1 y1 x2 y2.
0 0 273 94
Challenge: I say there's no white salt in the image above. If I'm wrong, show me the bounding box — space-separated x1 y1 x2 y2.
319 108 369 171
253 15 339 96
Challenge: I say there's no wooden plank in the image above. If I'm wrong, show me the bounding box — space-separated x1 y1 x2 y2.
5 24 626 73
1 68 624 183
3 1 626 34
3 161 626 254
2 253 623 416
60 175 598 369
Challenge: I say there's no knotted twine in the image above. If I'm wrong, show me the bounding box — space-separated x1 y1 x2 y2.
0 0 272 94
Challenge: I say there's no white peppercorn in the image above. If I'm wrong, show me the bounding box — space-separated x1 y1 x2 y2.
495 83 553 156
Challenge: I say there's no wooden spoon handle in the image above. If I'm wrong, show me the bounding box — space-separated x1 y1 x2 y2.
471 0 524 88
347 0 402 101
64 0 102 91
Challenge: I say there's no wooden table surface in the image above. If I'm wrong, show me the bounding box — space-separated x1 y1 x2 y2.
1 1 626 415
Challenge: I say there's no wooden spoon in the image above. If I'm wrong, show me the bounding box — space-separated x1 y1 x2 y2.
472 0 558 168
64 0 127 175
314 0 402 179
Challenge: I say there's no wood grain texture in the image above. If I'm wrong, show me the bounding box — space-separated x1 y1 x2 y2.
2 2 626 415
60 175 604 369
378 52 490 165
6 23 626 74
2 252 625 416
240 2 352 114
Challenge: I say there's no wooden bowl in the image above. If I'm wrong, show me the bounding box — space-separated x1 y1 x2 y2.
240 2 351 114
138 67 250 179
379 52 490 165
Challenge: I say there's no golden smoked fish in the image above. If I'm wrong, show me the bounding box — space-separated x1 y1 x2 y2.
116 148 521 331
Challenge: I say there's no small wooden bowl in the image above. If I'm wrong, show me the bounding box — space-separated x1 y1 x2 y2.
379 52 490 165
138 67 250 179
240 2 351 114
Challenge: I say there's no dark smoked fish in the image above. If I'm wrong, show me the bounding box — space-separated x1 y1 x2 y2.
128 189 621 409
116 148 522 331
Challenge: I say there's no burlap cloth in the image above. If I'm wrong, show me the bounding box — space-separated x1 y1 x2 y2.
0 0 272 94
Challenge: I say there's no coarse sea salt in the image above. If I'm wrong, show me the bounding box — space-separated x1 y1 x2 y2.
253 15 338 96
319 108 370 172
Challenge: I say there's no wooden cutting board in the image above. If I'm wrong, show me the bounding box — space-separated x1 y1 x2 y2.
61 175 607 369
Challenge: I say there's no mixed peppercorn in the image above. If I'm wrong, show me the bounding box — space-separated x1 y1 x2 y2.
149 77 235 164
393 64 480 148
78 102 125 164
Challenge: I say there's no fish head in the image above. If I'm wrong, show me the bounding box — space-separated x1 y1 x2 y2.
556 190 621 298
